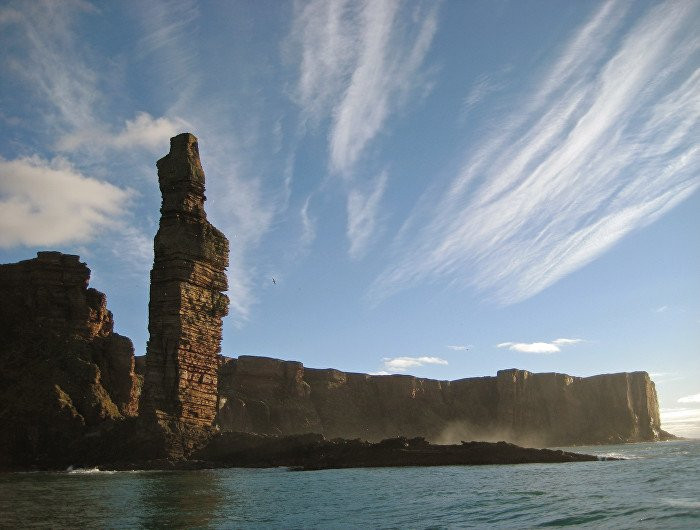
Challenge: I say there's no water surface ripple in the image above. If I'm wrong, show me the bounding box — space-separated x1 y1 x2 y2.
1 440 698 528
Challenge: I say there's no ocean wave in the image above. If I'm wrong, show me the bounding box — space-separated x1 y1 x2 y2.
597 452 640 460
661 498 700 509
66 467 116 475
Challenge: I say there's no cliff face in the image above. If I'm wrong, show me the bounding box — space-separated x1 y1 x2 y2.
140 133 229 427
217 356 670 446
0 252 139 469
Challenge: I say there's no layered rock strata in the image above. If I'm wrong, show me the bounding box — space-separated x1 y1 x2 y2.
140 133 229 427
217 356 671 446
0 252 138 468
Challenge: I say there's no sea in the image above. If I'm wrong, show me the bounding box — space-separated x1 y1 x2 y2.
1 440 698 528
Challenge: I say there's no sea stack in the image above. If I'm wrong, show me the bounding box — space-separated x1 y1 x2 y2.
140 133 229 427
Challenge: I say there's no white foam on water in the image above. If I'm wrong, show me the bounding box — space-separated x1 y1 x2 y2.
66 467 116 475
662 498 700 509
597 452 640 460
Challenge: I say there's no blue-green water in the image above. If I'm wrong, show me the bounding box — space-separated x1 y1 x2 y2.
1 440 698 528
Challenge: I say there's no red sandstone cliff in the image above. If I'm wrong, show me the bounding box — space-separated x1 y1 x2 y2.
0 252 138 469
216 355 672 447
139 133 229 428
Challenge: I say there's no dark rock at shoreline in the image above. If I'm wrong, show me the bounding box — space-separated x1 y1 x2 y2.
191 433 603 471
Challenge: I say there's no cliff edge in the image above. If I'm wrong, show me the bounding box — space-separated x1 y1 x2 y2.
216 355 675 447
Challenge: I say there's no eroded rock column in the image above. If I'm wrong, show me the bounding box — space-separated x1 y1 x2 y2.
140 133 229 427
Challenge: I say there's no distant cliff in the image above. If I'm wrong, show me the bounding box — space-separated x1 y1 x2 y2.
217 355 673 447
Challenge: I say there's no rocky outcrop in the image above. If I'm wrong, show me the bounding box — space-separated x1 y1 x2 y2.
192 433 601 471
140 133 229 427
217 356 672 447
0 252 139 469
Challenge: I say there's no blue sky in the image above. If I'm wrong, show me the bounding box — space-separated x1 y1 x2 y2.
1 0 698 437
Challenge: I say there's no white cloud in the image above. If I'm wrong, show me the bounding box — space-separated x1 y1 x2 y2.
0 156 131 247
656 305 669 313
3 1 99 136
497 342 560 354
59 112 190 152
369 371 390 376
447 345 470 351
649 372 685 384
347 171 388 259
461 72 506 117
552 338 583 346
290 0 438 174
370 1 700 305
678 393 700 404
496 338 582 354
661 407 700 439
300 196 316 248
382 355 448 372
2 2 188 156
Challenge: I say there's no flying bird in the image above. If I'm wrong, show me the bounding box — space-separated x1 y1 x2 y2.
272 278 276 285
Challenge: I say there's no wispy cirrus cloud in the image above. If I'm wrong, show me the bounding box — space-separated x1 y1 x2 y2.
300 196 316 248
132 0 200 111
347 171 388 259
0 156 131 248
203 146 278 324
497 338 583 354
290 0 438 259
1 0 99 138
461 70 510 119
447 345 471 351
678 393 700 404
370 1 699 305
129 2 287 325
2 1 185 155
0 0 187 284
382 355 448 372
290 0 438 175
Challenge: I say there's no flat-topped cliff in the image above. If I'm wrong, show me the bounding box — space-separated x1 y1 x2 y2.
216 355 672 447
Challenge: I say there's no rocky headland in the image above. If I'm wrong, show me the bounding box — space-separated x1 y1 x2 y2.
0 133 674 472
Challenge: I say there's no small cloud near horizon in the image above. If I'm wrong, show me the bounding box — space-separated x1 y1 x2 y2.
382 355 448 372
660 407 700 439
497 338 583 354
678 393 700 404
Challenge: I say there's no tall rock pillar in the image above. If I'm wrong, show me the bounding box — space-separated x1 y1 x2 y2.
140 133 229 427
